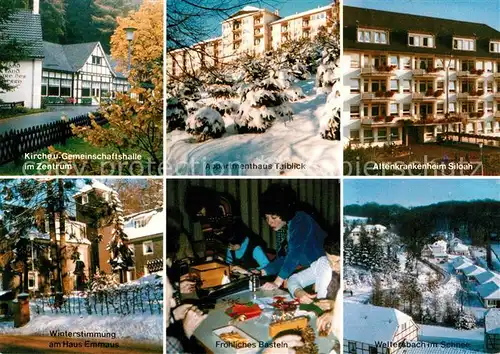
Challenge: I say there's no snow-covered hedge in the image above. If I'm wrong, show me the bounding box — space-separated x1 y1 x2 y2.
186 106 225 142
320 82 341 140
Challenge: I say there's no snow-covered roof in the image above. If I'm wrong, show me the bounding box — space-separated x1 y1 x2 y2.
477 279 500 300
344 302 414 345
452 243 469 251
124 208 164 241
485 309 500 334
74 180 113 196
451 256 472 269
475 270 499 285
432 240 447 249
270 4 332 24
462 264 485 277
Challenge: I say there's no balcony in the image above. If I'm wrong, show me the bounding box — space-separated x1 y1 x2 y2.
493 92 500 100
457 70 483 78
361 116 403 126
361 91 396 101
360 66 395 77
457 92 482 100
254 30 263 37
302 21 310 29
494 72 500 79
232 23 242 32
254 21 263 27
412 68 442 78
412 90 443 101
457 112 482 120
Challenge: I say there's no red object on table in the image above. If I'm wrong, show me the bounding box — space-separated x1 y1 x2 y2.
225 303 262 319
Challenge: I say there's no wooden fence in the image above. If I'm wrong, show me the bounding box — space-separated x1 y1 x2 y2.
0 113 107 165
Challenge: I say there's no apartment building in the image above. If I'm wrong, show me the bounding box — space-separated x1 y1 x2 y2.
167 2 337 77
343 6 500 147
271 4 335 49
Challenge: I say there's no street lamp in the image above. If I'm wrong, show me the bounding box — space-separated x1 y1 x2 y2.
124 27 137 73
29 234 35 290
479 142 484 176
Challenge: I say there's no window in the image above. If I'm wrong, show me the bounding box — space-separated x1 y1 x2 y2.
143 241 154 255
81 194 88 205
82 81 91 97
48 79 59 96
453 37 475 51
487 101 493 113
364 129 373 141
350 79 360 93
92 56 102 65
402 80 411 93
378 128 387 141
437 80 444 90
133 218 148 228
350 105 360 119
435 58 444 69
448 81 456 93
254 39 260 45
350 53 360 68
478 102 484 115
490 41 500 53
369 346 377 354
348 342 356 354
403 103 411 116
409 33 434 48
350 130 359 141
371 80 387 92
449 102 456 113
390 103 398 115
485 61 493 72
60 79 72 97
390 79 398 91
28 272 37 290
437 102 444 114
357 28 388 44
401 57 411 69
417 57 433 70
389 55 398 67
41 77 48 96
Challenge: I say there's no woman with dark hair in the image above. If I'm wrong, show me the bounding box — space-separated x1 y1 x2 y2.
225 226 270 273
258 183 327 290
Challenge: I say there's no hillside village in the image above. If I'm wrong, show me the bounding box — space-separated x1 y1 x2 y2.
344 211 500 354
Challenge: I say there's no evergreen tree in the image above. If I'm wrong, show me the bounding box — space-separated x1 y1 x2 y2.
455 310 476 330
40 0 66 42
371 277 383 306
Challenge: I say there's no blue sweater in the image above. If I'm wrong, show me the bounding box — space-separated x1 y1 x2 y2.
263 211 326 279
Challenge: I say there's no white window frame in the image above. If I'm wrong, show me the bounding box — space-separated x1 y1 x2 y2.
490 41 500 53
453 37 475 51
357 28 389 44
408 33 435 48
142 241 154 255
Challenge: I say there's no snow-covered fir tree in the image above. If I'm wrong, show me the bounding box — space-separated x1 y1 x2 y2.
166 95 187 132
234 55 293 133
166 80 202 132
455 310 476 330
315 27 340 92
106 190 134 283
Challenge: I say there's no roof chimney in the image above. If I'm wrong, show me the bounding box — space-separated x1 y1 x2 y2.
32 0 39 15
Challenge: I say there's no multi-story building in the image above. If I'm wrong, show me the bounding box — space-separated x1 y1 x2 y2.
343 6 500 147
271 5 334 49
167 2 338 77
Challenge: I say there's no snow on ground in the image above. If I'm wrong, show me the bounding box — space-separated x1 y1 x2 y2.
343 215 368 224
166 80 341 176
419 325 484 351
405 345 484 353
0 314 162 344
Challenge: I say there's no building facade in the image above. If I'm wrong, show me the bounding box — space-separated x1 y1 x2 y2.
167 2 338 77
123 208 164 282
343 6 500 147
42 42 129 105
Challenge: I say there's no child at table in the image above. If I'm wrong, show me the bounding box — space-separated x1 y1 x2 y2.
225 225 270 274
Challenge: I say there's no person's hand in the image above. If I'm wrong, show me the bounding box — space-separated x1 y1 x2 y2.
231 265 250 275
180 280 196 294
261 281 279 290
172 304 193 321
262 334 304 354
182 307 208 338
317 310 333 334
180 273 199 281
294 289 316 304
316 299 335 311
